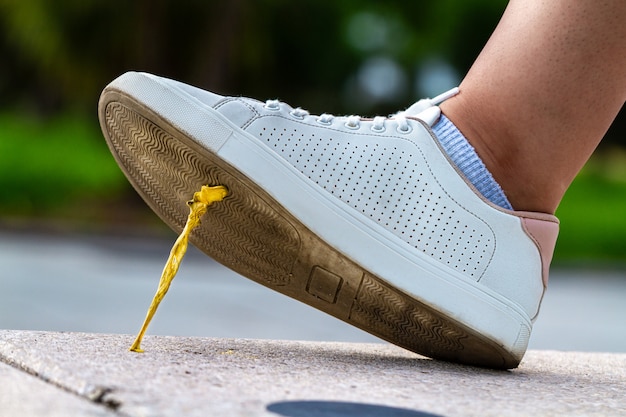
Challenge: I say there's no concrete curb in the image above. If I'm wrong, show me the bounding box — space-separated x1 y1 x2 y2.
0 330 624 416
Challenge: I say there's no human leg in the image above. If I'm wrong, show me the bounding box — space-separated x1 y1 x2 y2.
440 0 626 214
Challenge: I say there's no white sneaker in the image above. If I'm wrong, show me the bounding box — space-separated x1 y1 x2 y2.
98 72 559 368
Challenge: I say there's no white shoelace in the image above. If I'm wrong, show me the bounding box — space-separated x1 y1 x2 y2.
264 87 459 133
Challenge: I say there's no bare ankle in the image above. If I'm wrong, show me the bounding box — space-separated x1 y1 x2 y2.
440 94 563 214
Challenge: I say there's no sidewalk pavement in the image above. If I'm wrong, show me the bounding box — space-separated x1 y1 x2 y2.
0 330 624 417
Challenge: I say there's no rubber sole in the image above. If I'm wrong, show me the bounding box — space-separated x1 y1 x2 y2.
99 91 519 369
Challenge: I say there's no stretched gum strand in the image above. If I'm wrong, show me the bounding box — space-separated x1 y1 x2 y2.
129 185 228 353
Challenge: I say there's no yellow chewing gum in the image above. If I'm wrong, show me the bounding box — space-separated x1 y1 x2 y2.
129 185 228 353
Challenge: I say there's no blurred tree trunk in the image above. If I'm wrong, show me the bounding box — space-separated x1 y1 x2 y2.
192 0 243 92
134 0 167 75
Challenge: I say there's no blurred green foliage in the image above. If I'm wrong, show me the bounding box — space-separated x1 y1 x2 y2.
555 150 626 262
0 0 544 116
0 113 124 215
0 0 622 125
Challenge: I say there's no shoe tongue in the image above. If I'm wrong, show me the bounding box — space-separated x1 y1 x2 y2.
402 98 436 116
402 87 460 126
415 106 442 127
399 98 441 127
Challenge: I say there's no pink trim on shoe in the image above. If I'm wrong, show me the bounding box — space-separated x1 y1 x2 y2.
520 217 559 288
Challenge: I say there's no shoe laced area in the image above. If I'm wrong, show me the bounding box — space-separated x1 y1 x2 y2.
263 87 458 134
254 86 500 282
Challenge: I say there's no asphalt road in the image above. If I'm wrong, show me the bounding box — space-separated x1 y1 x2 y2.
1 229 625 352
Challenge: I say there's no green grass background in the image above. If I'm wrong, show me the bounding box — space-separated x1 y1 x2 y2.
1 113 625 262
0 113 124 214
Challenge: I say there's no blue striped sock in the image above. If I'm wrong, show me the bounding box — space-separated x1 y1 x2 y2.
431 115 513 210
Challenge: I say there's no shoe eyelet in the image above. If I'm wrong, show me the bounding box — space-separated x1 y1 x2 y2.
396 124 412 134
264 101 281 111
290 110 306 120
371 125 386 133
317 118 332 126
344 121 360 130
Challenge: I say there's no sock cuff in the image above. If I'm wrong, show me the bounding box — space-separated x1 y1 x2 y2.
432 115 513 210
